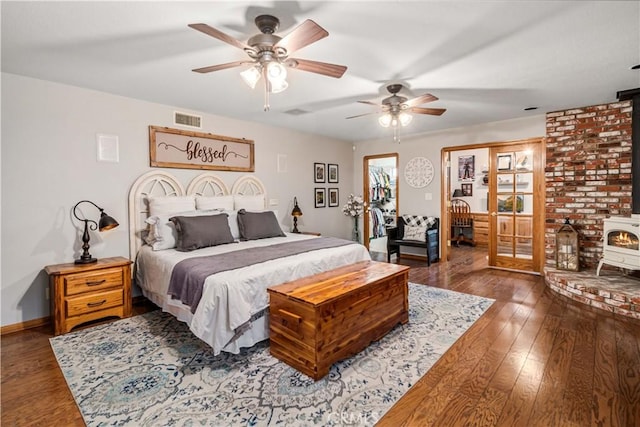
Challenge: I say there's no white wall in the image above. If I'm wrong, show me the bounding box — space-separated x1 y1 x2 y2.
1 73 355 327
451 147 490 212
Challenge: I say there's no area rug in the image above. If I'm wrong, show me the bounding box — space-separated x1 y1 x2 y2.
50 284 494 426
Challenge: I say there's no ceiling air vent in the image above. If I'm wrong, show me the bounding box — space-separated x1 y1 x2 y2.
174 111 202 129
284 108 310 116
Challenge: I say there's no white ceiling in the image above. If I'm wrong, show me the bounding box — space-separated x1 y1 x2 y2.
2 1 639 142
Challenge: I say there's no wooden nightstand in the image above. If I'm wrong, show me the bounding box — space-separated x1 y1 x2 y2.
45 256 132 335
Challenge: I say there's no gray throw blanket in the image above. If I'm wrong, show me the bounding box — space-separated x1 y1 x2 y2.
168 237 355 313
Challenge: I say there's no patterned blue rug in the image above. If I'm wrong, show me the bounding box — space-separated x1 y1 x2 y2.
50 284 494 426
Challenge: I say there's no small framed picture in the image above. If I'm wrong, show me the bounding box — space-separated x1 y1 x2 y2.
461 183 473 196
497 154 512 171
328 163 339 183
458 155 475 181
314 163 326 183
328 188 339 207
314 188 326 208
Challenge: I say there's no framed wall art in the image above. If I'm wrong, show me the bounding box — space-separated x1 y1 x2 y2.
314 163 326 183
461 183 473 196
458 155 475 181
328 163 339 183
149 126 254 172
497 154 512 171
315 188 326 208
328 188 339 207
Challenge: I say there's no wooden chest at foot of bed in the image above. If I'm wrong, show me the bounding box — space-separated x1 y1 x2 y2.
267 260 410 380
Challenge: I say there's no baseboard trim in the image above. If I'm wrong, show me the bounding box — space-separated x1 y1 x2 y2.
1 316 50 336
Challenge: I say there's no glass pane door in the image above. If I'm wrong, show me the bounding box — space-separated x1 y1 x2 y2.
490 146 535 271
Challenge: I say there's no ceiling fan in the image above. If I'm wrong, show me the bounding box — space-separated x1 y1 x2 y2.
347 84 446 141
189 14 347 111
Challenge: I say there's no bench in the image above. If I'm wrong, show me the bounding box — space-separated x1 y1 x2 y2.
267 260 410 380
387 216 439 265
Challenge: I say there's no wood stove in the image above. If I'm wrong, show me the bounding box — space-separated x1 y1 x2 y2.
597 216 640 275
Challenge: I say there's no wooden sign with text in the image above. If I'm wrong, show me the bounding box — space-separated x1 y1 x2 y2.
149 126 254 172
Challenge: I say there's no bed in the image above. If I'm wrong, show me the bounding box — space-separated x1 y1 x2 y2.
128 171 371 355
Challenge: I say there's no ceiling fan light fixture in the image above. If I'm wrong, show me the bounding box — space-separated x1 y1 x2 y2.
398 112 413 126
270 79 289 93
266 62 287 83
378 113 392 128
240 66 262 89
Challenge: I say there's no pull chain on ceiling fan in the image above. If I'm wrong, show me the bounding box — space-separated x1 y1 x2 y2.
189 15 347 111
347 84 447 142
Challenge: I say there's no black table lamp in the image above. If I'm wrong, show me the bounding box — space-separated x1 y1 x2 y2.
291 197 303 233
73 200 119 264
452 189 464 198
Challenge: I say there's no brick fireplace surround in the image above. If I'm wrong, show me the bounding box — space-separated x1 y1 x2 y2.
544 99 640 320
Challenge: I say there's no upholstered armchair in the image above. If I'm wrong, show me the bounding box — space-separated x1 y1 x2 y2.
387 215 439 265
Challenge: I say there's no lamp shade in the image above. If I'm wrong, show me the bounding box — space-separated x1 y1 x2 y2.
291 197 302 233
99 211 119 231
240 66 261 89
452 189 464 198
291 197 303 217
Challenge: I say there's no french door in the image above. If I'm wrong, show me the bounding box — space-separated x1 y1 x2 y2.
488 139 545 273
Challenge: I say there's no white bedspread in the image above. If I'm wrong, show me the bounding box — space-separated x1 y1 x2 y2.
135 233 371 355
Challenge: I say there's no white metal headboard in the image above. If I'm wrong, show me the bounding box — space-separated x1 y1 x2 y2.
186 172 230 197
231 175 267 208
128 172 268 259
128 171 185 259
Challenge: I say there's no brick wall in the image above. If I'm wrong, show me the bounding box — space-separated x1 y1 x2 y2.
545 100 633 270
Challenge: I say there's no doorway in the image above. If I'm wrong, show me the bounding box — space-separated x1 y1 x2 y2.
441 138 545 274
363 153 399 255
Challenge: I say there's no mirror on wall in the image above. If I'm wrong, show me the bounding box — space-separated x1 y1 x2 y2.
363 153 399 255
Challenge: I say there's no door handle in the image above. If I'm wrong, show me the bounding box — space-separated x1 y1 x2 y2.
490 212 497 217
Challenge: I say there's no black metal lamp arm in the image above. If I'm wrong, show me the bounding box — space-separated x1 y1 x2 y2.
73 200 104 264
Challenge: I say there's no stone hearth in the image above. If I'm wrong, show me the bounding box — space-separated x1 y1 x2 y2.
545 268 640 320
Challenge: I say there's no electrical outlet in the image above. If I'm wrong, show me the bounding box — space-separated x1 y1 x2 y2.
269 198 279 206
424 193 433 201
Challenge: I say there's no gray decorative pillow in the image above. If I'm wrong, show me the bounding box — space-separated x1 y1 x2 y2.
237 209 286 240
169 213 235 252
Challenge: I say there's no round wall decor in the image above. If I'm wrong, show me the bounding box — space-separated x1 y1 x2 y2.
404 156 435 188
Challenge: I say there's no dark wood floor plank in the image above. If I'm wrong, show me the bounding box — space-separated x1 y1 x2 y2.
496 357 546 427
592 316 623 427
529 319 577 427
615 318 640 426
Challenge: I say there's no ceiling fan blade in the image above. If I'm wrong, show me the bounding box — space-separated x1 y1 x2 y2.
404 93 438 108
357 100 380 106
346 112 379 119
192 60 249 74
288 58 347 78
275 19 328 54
409 107 447 116
188 23 253 52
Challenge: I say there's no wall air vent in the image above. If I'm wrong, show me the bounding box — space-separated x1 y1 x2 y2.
174 111 202 129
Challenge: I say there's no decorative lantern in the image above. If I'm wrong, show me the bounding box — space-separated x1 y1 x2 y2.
556 218 579 271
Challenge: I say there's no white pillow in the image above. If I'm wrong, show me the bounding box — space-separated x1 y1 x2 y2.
196 195 234 211
403 225 427 242
234 194 265 211
148 196 196 216
145 209 221 251
222 210 241 240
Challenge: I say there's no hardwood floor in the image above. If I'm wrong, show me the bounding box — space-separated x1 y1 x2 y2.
2 247 639 426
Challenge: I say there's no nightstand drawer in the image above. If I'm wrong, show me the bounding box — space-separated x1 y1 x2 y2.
65 267 124 296
66 289 123 317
